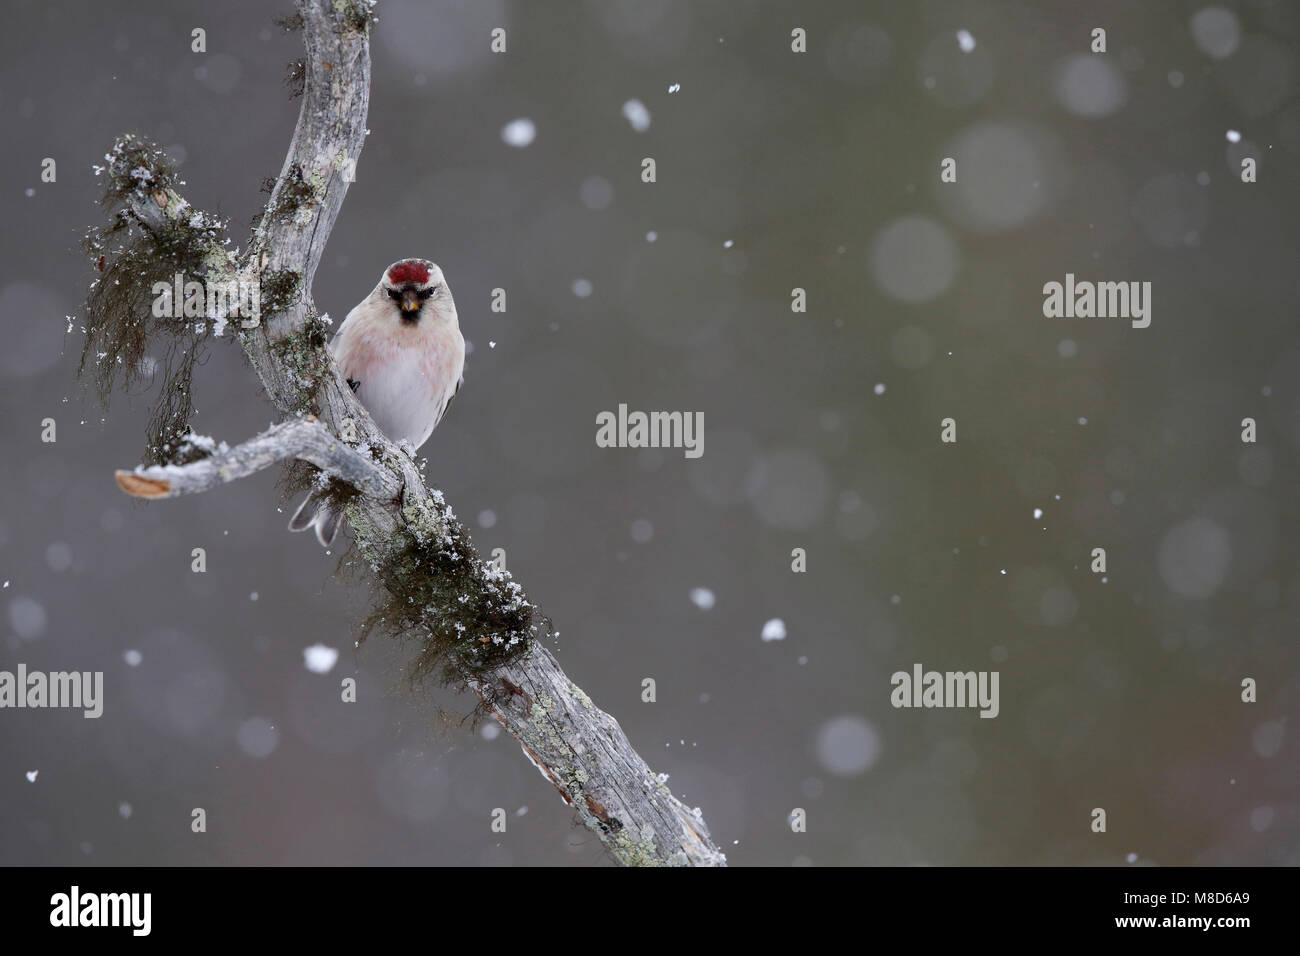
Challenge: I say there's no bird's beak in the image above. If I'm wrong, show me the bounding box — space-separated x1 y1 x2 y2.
400 289 420 314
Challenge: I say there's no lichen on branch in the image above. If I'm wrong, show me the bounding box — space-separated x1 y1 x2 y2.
81 134 233 464
359 484 546 693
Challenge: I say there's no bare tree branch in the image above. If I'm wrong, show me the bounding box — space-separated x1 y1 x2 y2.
97 0 726 866
114 417 397 500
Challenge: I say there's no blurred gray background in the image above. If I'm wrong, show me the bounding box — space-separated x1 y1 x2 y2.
1 0 1297 866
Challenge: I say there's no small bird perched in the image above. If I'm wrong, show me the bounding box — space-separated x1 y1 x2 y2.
290 258 465 546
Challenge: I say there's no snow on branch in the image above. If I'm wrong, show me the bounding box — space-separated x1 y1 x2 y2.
114 416 398 500
93 0 725 866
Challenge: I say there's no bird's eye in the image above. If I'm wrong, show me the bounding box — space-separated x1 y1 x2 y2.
387 288 401 301
417 286 436 300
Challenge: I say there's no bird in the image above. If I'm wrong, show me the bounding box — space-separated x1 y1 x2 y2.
289 258 464 546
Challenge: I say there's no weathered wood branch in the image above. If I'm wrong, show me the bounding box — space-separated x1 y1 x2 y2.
100 0 725 866
114 417 397 500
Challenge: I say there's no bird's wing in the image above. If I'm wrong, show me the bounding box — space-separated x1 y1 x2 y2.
431 375 462 431
329 303 367 387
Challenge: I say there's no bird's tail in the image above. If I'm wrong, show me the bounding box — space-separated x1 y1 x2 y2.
288 491 341 547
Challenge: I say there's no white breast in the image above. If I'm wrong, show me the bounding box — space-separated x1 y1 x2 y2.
331 295 465 450
354 348 441 447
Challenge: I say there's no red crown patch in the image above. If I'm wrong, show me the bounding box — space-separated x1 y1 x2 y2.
387 261 430 285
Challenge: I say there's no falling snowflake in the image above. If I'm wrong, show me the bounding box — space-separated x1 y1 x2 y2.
303 644 339 674
622 99 651 132
501 118 536 148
